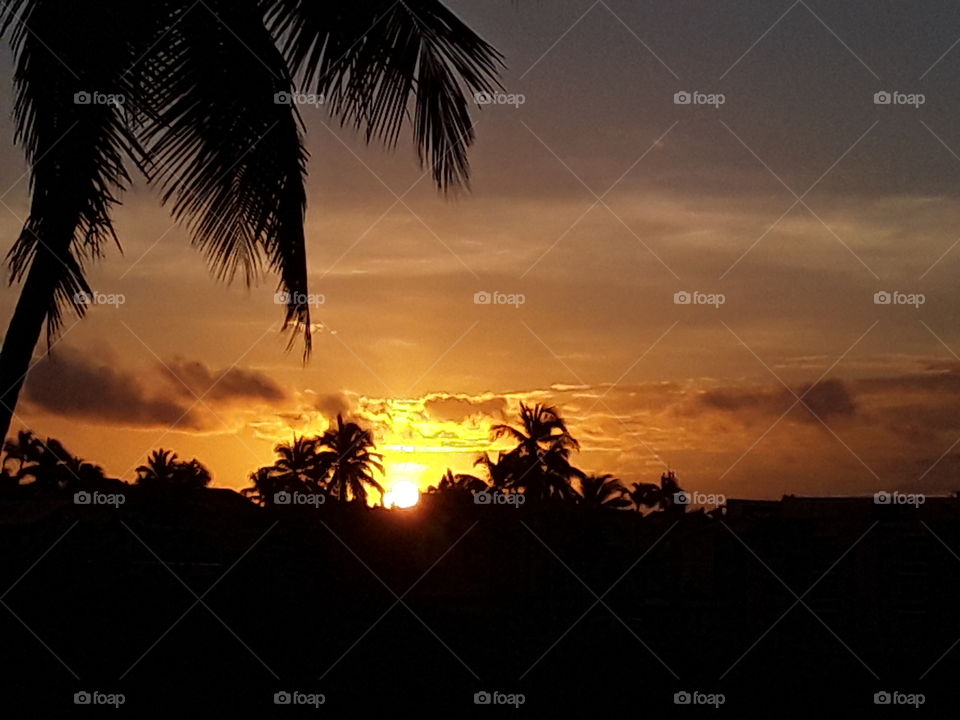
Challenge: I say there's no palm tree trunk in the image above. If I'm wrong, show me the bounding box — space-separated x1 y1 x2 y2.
0 254 57 443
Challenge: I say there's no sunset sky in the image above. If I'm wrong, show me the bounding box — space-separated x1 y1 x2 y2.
3 0 960 501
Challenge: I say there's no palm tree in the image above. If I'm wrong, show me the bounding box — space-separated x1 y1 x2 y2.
578 473 630 509
627 482 662 512
474 451 515 492
2 429 39 475
269 435 327 491
428 468 488 495
4 432 105 489
242 466 308 506
627 471 687 515
317 414 384 504
491 403 583 502
135 449 211 489
0 1 503 441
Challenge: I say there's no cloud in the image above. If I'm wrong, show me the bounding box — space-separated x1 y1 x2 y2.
24 348 287 432
162 357 287 404
424 393 507 422
25 348 200 429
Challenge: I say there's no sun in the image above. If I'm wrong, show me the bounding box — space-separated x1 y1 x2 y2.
384 479 420 509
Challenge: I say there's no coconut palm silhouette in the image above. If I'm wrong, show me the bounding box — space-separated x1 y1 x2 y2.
2 430 106 489
578 473 630 509
318 414 384 504
428 468 489 495
135 448 211 489
627 471 687 514
0 1 503 442
270 435 328 490
491 403 583 502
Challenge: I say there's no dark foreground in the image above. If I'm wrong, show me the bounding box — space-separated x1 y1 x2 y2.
0 489 957 717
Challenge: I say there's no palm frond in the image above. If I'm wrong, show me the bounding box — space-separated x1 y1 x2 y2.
264 0 503 190
139 0 313 354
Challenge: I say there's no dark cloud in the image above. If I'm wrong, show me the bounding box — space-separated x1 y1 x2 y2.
163 358 286 403
424 394 507 422
24 348 287 430
25 348 199 429
797 380 857 421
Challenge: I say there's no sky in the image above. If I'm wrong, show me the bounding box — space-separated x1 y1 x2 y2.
3 0 960 501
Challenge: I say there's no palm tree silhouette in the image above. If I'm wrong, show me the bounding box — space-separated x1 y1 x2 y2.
428 468 489 495
491 403 583 502
627 482 662 512
135 449 211 489
318 415 384 504
3 431 106 489
626 471 687 515
0 1 503 441
269 435 328 491
578 473 630 509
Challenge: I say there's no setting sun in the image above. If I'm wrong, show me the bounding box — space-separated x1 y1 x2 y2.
384 479 420 509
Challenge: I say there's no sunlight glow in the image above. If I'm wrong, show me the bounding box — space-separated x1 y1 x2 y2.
384 479 420 509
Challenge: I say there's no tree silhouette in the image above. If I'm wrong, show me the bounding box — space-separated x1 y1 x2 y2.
2 431 106 489
318 415 384 504
491 403 583 502
427 469 489 495
0 1 503 442
241 466 314 507
269 435 328 491
627 471 687 515
135 449 211 489
578 473 630 509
